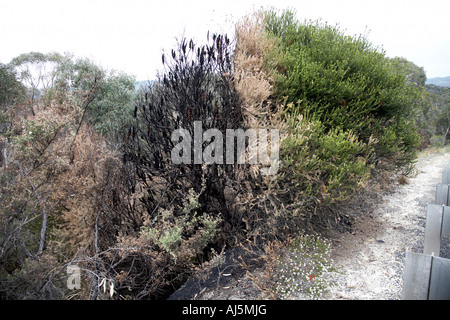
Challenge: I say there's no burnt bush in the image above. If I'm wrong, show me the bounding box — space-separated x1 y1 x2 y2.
102 33 263 299
124 33 246 240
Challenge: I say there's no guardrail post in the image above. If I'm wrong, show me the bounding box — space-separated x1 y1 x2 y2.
442 170 450 184
436 184 449 206
428 256 450 300
443 206 450 237
424 204 443 257
402 252 432 300
402 252 450 300
402 161 450 300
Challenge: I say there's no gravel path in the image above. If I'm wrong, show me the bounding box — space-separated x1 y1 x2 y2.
326 150 450 300
169 149 450 300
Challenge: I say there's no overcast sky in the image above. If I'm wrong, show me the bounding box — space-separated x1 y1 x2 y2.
1 0 449 80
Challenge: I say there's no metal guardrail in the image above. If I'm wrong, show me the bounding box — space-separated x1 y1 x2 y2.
401 164 450 300
402 252 450 299
424 204 450 256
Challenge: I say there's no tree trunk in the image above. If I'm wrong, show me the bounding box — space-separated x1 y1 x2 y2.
0 142 4 169
444 127 450 146
36 209 47 257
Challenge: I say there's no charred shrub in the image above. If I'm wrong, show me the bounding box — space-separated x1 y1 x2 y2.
114 34 257 299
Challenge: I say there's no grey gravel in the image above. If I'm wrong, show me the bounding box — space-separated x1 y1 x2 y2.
326 150 450 300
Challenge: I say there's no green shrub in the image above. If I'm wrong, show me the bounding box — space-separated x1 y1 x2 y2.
0 62 25 106
262 8 422 172
139 189 221 261
370 117 421 172
280 106 373 205
430 135 445 148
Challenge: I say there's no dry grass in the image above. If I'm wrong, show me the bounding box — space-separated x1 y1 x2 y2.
234 11 277 129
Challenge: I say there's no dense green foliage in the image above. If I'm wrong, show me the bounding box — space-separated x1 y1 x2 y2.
58 58 137 142
281 108 373 204
424 84 450 144
0 63 25 106
263 8 423 179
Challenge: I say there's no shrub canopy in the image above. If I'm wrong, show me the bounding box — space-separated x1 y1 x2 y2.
262 8 422 172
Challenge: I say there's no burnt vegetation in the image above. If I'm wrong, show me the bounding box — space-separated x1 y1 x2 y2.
0 9 433 300
125 33 243 229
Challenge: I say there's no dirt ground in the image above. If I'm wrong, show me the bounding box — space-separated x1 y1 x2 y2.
326 149 450 299
169 149 450 300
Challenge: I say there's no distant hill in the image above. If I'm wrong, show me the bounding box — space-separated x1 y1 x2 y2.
426 76 450 87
